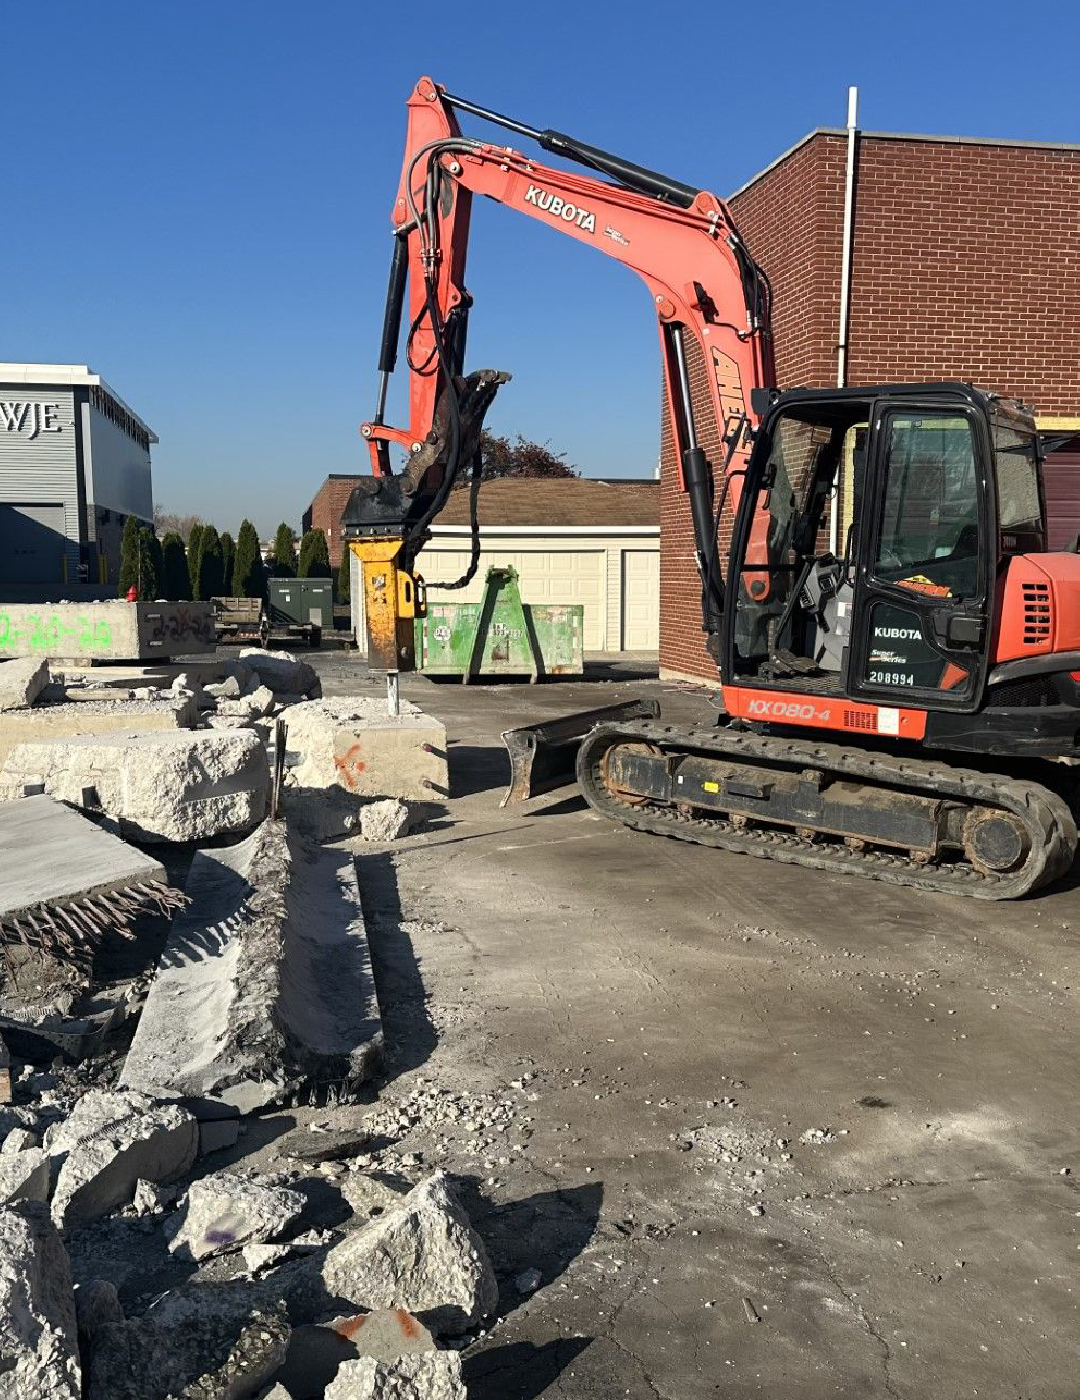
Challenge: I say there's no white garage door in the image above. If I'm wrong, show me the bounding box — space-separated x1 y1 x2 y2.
621 549 659 650
420 546 608 650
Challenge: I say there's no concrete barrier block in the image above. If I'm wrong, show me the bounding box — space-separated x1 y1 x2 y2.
0 601 215 661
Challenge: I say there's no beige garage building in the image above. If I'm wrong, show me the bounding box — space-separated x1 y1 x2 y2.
351 477 659 656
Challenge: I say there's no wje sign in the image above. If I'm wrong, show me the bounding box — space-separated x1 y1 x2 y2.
0 402 65 440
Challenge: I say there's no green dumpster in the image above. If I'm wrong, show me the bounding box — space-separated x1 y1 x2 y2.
414 567 583 681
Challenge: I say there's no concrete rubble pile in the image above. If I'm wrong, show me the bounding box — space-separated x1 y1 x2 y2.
0 1142 495 1396
0 641 486 1396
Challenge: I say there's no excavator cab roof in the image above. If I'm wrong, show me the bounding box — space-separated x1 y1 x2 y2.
757 381 1034 427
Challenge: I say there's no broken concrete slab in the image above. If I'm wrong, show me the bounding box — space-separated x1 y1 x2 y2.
325 1352 465 1400
166 1171 306 1261
0 795 183 1005
0 1201 81 1398
0 657 49 712
276 1309 434 1399
0 600 215 661
48 1088 198 1230
85 1287 289 1400
0 1147 49 1204
0 728 269 842
359 799 413 843
320 1172 497 1334
0 695 196 769
239 648 319 698
121 820 382 1112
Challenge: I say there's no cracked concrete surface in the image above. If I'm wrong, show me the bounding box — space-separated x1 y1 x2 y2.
312 652 1080 1399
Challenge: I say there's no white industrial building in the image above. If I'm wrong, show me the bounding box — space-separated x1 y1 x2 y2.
0 364 157 591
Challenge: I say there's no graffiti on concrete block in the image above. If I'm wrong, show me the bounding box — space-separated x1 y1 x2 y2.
0 611 113 651
148 606 216 646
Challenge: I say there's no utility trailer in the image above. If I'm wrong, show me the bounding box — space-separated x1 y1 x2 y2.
211 597 268 646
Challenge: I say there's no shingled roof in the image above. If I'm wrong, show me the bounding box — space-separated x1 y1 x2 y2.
436 477 658 528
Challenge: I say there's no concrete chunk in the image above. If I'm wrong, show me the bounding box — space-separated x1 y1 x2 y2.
277 1309 434 1399
360 799 413 843
0 728 269 842
85 1287 289 1400
280 699 446 838
48 1088 197 1230
321 1172 497 1334
0 1202 80 1399
166 1171 306 1261
239 648 319 697
325 1352 465 1400
0 658 49 712
121 821 381 1112
0 1147 49 1203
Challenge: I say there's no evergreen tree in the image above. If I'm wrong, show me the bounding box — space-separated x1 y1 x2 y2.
297 527 331 578
187 523 205 600
139 526 160 600
233 519 267 600
160 531 188 600
197 525 225 599
271 523 297 578
117 516 141 596
220 531 236 593
337 546 351 604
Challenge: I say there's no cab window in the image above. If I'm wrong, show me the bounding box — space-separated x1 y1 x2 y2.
993 423 1043 535
875 414 980 599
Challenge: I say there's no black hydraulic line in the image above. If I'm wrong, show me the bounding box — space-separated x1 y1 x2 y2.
422 446 484 590
378 233 409 375
669 325 724 624
443 90 698 207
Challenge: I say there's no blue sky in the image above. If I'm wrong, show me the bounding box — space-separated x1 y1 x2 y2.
3 0 1078 536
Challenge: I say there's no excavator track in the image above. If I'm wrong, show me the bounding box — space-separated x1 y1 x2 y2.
576 720 1077 900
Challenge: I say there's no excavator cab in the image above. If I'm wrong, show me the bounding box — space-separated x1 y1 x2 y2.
723 383 1044 721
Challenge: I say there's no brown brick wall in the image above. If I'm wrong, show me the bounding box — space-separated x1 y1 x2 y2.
846 140 1080 408
305 476 363 566
660 132 1080 680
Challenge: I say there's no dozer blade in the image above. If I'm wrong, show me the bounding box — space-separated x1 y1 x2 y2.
501 698 660 806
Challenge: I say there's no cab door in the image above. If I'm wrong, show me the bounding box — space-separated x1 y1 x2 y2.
847 400 992 713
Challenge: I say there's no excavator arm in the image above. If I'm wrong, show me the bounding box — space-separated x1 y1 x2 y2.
343 74 774 676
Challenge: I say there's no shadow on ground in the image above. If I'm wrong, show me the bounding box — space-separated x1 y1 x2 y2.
463 1336 594 1400
447 741 512 799
353 850 437 1078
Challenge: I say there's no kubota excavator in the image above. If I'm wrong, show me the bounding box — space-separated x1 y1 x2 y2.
343 75 1080 899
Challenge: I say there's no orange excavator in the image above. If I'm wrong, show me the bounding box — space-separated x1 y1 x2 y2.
343 76 1080 899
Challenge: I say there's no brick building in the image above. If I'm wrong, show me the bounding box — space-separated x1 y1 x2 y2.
303 474 363 567
660 129 1080 682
